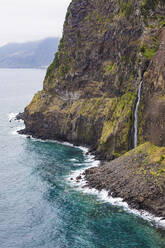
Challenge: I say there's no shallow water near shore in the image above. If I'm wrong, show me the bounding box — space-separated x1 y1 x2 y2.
0 69 165 248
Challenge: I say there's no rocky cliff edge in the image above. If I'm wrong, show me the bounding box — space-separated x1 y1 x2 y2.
21 0 165 217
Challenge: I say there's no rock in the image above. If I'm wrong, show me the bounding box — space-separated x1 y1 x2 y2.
16 112 24 121
85 143 165 217
82 185 88 189
139 27 165 146
76 175 82 180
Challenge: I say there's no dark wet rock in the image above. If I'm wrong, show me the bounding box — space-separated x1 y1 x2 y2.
82 185 88 189
76 175 82 180
16 112 24 121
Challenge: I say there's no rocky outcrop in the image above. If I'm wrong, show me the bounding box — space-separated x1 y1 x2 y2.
22 0 165 160
16 112 24 121
85 142 165 217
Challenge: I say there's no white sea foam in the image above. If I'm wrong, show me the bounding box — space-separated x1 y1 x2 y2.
8 112 24 123
8 112 18 121
10 117 90 157
66 153 165 229
8 112 25 135
11 128 22 136
70 158 78 162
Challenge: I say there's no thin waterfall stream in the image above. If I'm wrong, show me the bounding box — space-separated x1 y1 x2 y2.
134 80 143 148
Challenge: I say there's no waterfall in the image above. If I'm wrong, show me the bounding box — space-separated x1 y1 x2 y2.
134 80 143 148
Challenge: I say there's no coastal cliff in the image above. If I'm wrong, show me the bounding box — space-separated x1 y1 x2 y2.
21 0 165 216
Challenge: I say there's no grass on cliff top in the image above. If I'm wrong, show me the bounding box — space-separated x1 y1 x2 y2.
124 142 165 177
132 142 165 161
26 91 44 114
140 44 158 59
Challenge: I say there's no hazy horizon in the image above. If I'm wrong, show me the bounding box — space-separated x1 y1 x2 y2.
0 36 60 48
0 0 71 46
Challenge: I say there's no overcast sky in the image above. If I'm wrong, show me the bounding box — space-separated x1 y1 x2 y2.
0 0 71 46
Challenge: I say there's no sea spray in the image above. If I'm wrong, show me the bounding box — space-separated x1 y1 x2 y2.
8 112 25 135
67 148 165 229
8 113 19 122
67 163 165 229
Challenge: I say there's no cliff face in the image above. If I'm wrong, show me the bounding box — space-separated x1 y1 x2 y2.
23 0 165 160
139 27 165 146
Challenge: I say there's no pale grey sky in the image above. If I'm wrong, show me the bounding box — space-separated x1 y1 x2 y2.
0 0 71 45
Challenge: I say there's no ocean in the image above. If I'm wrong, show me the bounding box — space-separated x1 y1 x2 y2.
0 68 165 248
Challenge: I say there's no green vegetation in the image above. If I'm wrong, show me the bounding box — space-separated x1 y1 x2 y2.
157 13 165 27
140 44 157 59
160 20 165 28
120 0 133 19
27 90 136 158
158 155 165 164
123 142 165 181
27 91 44 114
140 36 159 59
45 37 65 81
99 92 135 152
58 38 64 52
84 13 91 22
58 53 70 77
46 59 57 78
141 0 165 18
104 63 116 75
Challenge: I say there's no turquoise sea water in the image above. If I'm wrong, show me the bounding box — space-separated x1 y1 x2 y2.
0 69 165 248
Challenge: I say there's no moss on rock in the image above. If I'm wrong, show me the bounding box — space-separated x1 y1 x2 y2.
25 91 135 159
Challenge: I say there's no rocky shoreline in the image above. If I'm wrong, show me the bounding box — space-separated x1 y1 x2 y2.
18 117 165 220
84 143 165 219
16 113 165 218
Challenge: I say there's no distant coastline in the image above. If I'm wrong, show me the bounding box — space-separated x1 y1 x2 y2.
0 37 59 69
0 66 47 69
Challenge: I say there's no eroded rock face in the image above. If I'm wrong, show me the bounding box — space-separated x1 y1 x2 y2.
139 27 165 146
23 0 165 159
